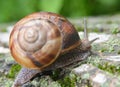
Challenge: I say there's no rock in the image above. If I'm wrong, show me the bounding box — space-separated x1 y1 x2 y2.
70 15 120 33
0 53 15 75
0 33 10 47
6 25 13 33
73 64 120 87
79 32 110 43
0 25 13 47
0 15 120 87
102 56 120 65
0 47 9 53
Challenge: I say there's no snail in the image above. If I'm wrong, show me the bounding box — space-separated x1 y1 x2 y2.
9 12 98 87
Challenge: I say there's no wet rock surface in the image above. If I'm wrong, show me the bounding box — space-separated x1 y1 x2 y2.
0 15 120 87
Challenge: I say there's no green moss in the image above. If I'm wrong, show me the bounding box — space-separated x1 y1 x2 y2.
1 28 7 32
100 44 114 53
0 54 5 57
76 27 84 32
6 64 21 78
97 62 120 76
35 76 61 87
92 28 100 33
98 62 118 74
58 73 77 87
106 20 112 24
105 38 120 52
50 69 62 80
118 50 120 54
87 56 120 76
100 47 108 52
0 76 13 87
95 37 120 53
111 28 119 34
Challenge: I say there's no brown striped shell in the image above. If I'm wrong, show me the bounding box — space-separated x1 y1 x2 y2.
9 12 80 69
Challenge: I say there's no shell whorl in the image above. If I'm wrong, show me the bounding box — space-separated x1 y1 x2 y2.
9 17 62 69
26 12 81 51
9 12 80 69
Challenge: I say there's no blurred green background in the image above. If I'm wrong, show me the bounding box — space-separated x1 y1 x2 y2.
0 0 120 23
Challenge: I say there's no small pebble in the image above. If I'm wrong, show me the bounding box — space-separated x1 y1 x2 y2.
0 47 9 53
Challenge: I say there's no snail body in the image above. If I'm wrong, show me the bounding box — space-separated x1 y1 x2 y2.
9 12 97 87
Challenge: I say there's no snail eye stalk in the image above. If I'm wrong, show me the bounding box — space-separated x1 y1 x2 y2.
83 18 99 44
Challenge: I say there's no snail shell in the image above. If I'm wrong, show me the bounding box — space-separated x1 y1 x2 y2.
9 12 80 69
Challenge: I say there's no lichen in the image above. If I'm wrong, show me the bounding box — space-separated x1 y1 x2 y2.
31 76 61 87
0 76 13 87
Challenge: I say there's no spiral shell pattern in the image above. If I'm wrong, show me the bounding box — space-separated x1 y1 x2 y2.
9 17 62 69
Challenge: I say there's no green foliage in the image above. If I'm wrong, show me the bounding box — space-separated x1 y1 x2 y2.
0 0 37 22
1 0 120 22
38 0 63 13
